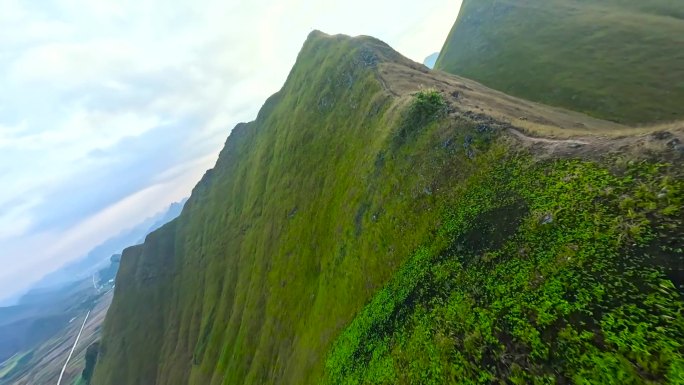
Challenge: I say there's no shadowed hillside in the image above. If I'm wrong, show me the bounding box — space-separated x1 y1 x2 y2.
435 0 684 125
92 31 684 385
0 281 94 366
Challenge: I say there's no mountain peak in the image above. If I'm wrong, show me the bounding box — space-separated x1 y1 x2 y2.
297 30 402 70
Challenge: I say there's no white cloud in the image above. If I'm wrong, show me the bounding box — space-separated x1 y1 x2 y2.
8 40 137 86
0 120 28 143
0 199 36 240
0 109 161 152
0 0 462 301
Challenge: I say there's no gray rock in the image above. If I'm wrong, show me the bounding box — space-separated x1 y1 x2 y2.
651 131 673 140
463 135 474 149
359 48 378 68
443 138 452 148
666 138 681 149
675 144 684 155
476 124 491 133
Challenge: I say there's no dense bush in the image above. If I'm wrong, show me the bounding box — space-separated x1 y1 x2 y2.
82 341 100 385
395 90 447 143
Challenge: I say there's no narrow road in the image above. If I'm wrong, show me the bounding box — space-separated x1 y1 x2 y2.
56 310 90 385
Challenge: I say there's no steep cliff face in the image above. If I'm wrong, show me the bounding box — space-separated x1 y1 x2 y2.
93 31 684 385
93 31 451 385
435 0 684 124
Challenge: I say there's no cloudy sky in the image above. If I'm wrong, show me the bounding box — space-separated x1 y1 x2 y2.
0 0 462 303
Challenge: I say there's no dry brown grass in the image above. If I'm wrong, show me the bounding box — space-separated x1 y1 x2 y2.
376 60 684 162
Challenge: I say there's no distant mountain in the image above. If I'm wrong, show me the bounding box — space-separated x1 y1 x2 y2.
136 199 188 243
95 254 121 288
27 198 187 294
435 0 684 124
422 52 439 69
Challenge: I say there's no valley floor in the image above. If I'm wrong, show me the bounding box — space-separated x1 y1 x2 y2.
1 291 112 385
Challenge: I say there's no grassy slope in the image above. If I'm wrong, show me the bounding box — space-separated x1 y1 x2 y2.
435 0 684 125
324 155 684 384
93 32 462 385
92 32 684 385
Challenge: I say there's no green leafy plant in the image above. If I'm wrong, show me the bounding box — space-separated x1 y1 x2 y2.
323 157 684 384
395 89 447 144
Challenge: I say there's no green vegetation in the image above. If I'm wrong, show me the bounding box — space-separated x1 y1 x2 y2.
395 89 447 145
92 31 684 385
81 342 100 385
0 354 20 379
92 32 504 385
404 89 447 130
435 0 684 124
324 156 684 384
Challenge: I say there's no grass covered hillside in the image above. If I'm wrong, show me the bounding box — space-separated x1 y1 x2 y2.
435 0 684 125
92 31 684 385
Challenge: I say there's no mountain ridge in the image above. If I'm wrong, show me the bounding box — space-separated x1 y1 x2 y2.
92 30 684 385
93 30 406 385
